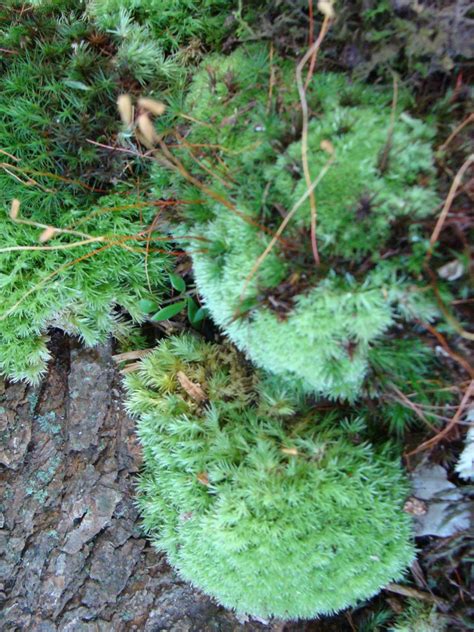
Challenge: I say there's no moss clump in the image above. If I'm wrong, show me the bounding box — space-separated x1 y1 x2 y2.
88 0 234 48
390 600 448 632
87 0 239 85
125 334 415 620
0 193 170 383
152 45 440 400
0 4 170 383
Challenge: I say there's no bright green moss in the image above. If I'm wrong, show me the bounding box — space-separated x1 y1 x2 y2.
0 4 170 383
152 45 440 400
125 334 415 620
0 193 169 383
86 0 238 85
88 0 233 48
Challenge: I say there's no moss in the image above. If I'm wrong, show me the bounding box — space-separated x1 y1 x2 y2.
125 334 415 620
390 600 448 632
152 45 440 400
88 0 235 51
0 5 171 383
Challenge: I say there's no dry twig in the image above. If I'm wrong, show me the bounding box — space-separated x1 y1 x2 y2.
295 1 334 265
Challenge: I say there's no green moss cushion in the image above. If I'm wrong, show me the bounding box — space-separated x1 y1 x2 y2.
0 4 170 382
152 45 440 399
125 335 415 619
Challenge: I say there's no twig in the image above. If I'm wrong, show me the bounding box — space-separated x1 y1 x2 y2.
175 132 233 189
0 149 20 161
238 153 335 302
429 154 473 250
438 113 474 152
405 380 474 457
112 349 153 362
1 164 55 193
86 138 153 160
387 384 439 432
156 139 294 247
305 0 315 90
295 7 333 266
378 73 398 174
0 245 114 321
385 583 448 606
418 320 474 379
0 237 104 253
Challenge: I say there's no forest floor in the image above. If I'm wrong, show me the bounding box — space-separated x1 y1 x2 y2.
1 2 473 631
2 334 471 631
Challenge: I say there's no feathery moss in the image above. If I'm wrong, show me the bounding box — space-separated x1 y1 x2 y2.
151 44 440 400
0 4 170 383
125 334 415 620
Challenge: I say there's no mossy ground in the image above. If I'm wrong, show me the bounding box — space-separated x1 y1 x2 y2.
1 1 472 629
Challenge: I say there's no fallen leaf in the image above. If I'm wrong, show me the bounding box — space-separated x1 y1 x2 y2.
197 472 209 486
403 496 427 516
281 447 299 456
437 259 464 281
177 371 206 402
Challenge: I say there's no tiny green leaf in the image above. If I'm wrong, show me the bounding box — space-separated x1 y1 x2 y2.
193 307 209 323
138 298 159 314
169 273 186 293
63 80 91 91
187 297 199 323
151 300 187 322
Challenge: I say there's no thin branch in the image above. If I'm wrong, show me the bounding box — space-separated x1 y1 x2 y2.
405 380 474 457
418 319 474 379
385 583 448 606
438 113 474 152
238 153 335 302
377 73 398 174
429 154 473 250
295 10 333 266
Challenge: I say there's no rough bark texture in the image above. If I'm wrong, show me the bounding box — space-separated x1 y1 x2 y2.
0 334 284 631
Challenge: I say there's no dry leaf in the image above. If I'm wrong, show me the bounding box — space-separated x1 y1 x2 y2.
112 349 152 362
177 370 206 402
437 259 464 281
138 97 166 117
197 472 209 486
136 113 159 149
320 139 334 154
403 497 427 516
120 361 143 374
10 199 20 219
117 94 133 126
39 226 57 242
281 447 299 456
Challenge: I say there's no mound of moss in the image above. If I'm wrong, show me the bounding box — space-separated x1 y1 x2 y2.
0 3 170 382
152 45 440 400
125 334 415 620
